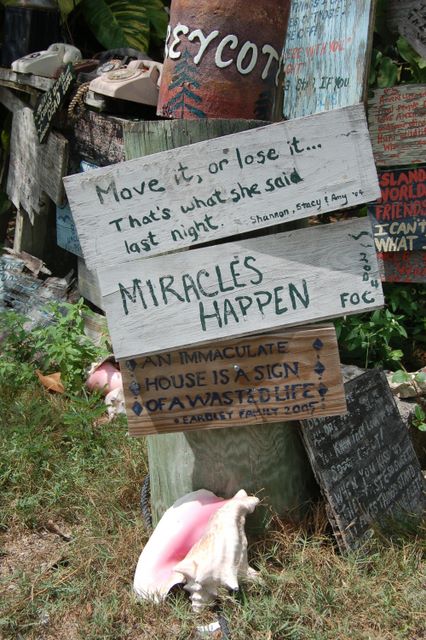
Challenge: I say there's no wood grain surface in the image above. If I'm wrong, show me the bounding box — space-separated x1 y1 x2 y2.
282 0 375 119
99 217 384 359
387 1 426 58
64 104 380 269
368 85 426 167
121 325 346 436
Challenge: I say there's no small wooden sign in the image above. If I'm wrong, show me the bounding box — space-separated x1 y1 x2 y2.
387 1 426 59
368 167 426 253
282 0 374 119
99 217 384 359
368 85 426 167
378 250 426 283
302 369 426 552
122 325 346 436
56 202 83 257
63 104 380 270
34 65 76 144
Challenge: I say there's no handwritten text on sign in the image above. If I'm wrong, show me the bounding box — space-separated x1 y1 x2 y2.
99 217 384 359
121 325 346 436
368 85 426 167
34 65 75 144
378 251 426 284
63 104 380 269
368 167 426 252
283 0 374 119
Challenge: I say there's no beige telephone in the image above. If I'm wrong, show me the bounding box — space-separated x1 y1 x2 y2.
88 59 162 106
12 43 82 77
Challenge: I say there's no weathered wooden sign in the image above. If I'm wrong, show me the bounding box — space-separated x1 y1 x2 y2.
368 167 426 253
98 217 384 359
121 325 346 436
282 0 374 119
301 369 426 552
63 104 380 270
56 202 83 257
378 251 426 283
387 1 426 59
7 107 68 217
34 64 75 144
368 85 426 168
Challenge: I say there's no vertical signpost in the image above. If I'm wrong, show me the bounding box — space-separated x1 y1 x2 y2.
282 0 375 119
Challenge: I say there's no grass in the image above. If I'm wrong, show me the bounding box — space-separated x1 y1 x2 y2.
0 381 425 640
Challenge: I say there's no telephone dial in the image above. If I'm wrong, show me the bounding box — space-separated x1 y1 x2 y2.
89 59 162 106
11 43 82 77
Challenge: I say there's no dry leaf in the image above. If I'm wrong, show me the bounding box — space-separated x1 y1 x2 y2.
36 370 65 393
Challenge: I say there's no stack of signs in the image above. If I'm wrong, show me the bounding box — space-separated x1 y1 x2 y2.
64 102 384 435
368 85 426 283
302 369 425 552
282 0 375 119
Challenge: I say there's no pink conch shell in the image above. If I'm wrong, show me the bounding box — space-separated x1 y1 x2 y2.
174 490 259 611
86 360 122 395
133 490 229 601
133 489 259 609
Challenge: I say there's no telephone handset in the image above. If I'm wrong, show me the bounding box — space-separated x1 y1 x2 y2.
89 59 162 106
12 43 82 77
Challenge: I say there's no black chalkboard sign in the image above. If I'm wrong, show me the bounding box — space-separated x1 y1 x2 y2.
33 64 75 143
301 369 425 552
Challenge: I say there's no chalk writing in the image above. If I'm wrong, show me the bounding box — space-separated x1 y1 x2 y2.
302 369 426 552
121 325 346 436
34 65 75 144
64 104 380 269
368 85 426 167
98 217 384 359
368 167 426 252
283 0 373 119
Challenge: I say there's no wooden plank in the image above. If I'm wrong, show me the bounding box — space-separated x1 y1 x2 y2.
367 167 426 253
7 107 68 214
147 417 317 530
64 104 380 270
121 324 346 436
77 257 104 310
0 67 54 92
56 202 83 257
99 217 384 359
70 110 125 166
387 1 426 59
368 85 426 167
301 370 425 552
378 251 426 283
282 0 375 119
123 119 265 161
0 87 27 113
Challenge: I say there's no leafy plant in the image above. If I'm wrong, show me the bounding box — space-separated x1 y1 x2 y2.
391 370 426 432
77 0 167 52
0 299 109 393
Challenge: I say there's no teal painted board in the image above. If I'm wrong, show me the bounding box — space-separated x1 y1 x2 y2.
283 0 374 119
56 202 83 257
56 160 97 257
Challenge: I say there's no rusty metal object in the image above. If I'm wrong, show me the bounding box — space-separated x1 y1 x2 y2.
157 0 290 121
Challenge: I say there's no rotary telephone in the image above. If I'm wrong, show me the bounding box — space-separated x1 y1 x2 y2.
89 59 162 106
11 43 82 77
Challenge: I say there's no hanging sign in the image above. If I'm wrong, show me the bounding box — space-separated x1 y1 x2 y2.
63 104 380 270
34 64 75 144
282 0 374 119
98 217 384 359
368 167 426 253
368 85 426 168
121 325 346 436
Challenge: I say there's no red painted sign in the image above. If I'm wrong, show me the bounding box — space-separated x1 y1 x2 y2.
378 251 426 283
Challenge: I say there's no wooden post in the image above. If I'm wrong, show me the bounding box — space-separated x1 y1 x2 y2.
123 119 317 533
